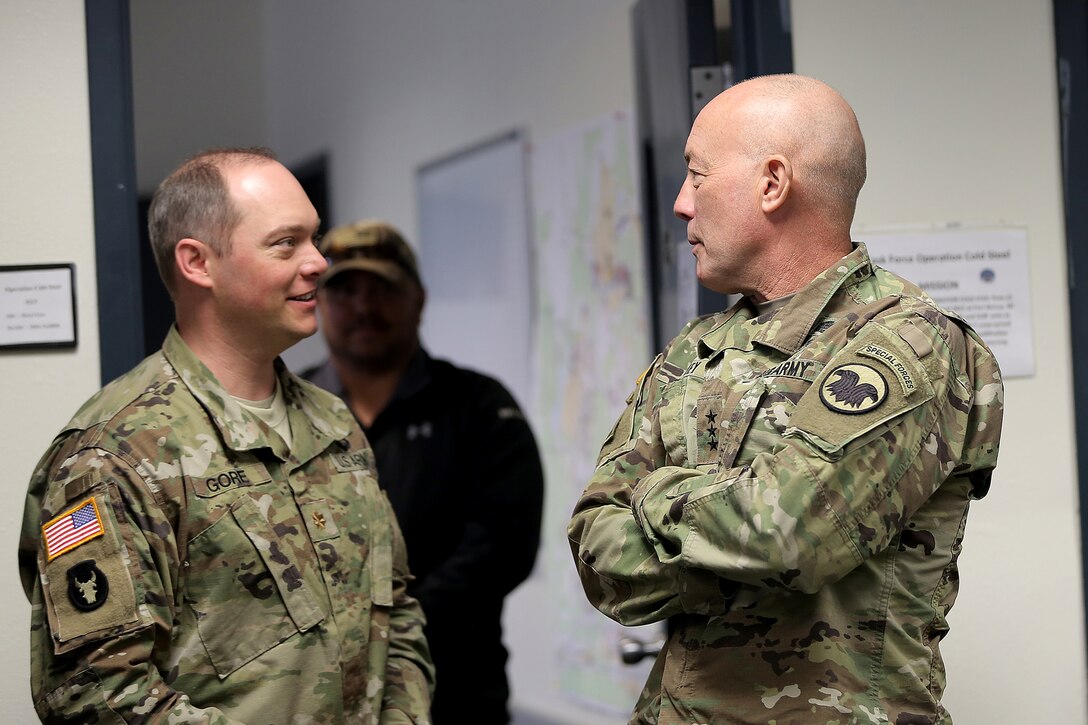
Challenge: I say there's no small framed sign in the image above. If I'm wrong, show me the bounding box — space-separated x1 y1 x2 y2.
0 264 77 350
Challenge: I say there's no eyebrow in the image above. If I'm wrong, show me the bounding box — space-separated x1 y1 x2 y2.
266 221 320 240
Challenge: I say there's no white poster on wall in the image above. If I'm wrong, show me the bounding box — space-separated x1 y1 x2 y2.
859 226 1034 378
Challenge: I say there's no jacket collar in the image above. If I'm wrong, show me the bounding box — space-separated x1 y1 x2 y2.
697 243 876 357
163 326 351 462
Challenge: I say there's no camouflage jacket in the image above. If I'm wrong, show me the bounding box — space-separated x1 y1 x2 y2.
568 244 1003 725
19 326 434 724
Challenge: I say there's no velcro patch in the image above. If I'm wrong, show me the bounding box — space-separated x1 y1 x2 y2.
858 342 919 396
43 498 103 561
193 463 272 498
820 363 888 414
762 358 823 383
43 489 139 650
897 320 933 358
67 560 109 612
331 449 369 473
786 325 933 455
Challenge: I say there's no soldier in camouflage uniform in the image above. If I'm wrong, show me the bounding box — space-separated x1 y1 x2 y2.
18 148 434 723
568 75 1003 724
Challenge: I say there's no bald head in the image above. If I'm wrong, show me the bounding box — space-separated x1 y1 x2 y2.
674 74 868 300
702 74 867 230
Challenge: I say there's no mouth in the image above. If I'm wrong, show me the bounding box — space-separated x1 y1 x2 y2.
289 291 317 302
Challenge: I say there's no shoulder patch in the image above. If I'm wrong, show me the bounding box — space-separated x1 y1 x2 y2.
857 342 919 396
41 489 139 650
820 363 888 414
43 498 104 561
787 324 935 455
67 560 109 611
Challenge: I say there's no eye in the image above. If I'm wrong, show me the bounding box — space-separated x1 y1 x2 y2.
274 236 297 248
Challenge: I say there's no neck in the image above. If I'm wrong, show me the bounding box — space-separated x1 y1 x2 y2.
331 344 417 427
177 320 279 399
750 233 852 302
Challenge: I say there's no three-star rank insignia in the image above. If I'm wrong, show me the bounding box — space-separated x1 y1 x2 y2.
820 363 888 415
67 559 109 612
705 410 719 450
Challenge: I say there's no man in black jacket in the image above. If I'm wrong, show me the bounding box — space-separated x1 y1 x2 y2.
302 219 544 724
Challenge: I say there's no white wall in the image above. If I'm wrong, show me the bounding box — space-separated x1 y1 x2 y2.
130 0 269 194
0 3 100 721
793 1 1087 723
263 0 640 374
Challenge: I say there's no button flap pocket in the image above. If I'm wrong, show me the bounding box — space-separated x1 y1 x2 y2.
230 496 325 632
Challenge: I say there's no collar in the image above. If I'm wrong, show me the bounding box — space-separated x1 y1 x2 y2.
163 326 351 461
392 346 432 401
315 345 433 406
697 243 876 357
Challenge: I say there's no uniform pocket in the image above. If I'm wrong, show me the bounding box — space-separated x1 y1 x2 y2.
186 496 325 677
37 669 125 724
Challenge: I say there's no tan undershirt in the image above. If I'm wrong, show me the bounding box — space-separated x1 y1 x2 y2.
233 380 292 449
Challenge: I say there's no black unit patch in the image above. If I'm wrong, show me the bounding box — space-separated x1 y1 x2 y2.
820 363 888 415
67 560 109 612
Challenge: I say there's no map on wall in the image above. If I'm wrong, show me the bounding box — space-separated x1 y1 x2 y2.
529 110 659 715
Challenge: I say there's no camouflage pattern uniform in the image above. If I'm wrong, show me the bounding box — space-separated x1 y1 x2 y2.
19 326 434 724
568 244 1003 725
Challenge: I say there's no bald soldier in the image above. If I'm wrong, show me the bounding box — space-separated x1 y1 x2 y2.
568 75 1004 723
19 148 434 723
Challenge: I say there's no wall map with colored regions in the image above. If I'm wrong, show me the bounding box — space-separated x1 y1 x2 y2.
528 110 656 716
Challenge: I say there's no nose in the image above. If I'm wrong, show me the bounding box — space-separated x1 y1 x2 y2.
673 176 694 222
302 238 328 278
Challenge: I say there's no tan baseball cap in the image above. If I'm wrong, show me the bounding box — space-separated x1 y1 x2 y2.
319 219 420 287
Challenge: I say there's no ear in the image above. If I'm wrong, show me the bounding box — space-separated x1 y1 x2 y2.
760 155 792 214
174 238 215 290
415 284 428 317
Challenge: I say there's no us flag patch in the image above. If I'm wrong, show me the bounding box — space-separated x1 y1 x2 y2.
43 498 104 562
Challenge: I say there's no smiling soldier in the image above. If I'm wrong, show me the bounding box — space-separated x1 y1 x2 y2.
19 148 434 723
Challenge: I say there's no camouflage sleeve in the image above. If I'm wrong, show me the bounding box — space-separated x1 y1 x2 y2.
569 312 1002 623
630 313 1002 596
568 339 734 626
22 447 244 724
379 492 436 724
